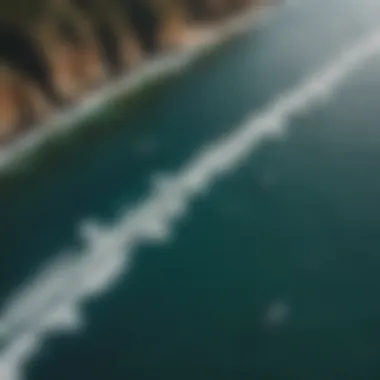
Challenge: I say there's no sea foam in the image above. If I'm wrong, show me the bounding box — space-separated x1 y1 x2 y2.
2 8 380 380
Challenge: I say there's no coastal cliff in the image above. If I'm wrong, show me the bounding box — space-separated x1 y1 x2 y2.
0 0 258 143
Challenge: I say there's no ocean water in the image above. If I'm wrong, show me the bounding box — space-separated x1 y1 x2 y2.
2 0 380 379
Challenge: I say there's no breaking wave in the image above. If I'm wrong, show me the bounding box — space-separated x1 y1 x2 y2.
2 10 380 380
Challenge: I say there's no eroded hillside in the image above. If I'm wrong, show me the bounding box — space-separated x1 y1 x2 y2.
0 0 256 142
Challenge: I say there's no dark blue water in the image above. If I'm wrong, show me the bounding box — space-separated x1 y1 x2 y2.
2 0 380 379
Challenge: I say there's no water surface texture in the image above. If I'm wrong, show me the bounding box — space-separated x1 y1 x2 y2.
2 1 380 379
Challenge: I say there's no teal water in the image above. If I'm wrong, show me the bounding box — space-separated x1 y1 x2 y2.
2 0 380 379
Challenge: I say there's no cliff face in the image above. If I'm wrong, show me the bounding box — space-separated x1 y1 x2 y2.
0 0 257 143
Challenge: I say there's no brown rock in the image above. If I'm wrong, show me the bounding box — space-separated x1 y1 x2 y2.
0 64 52 142
0 66 20 141
156 4 189 50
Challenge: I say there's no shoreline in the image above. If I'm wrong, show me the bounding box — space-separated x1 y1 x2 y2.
0 3 276 176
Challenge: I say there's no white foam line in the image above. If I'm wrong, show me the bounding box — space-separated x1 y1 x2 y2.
0 5 273 173
2 21 380 380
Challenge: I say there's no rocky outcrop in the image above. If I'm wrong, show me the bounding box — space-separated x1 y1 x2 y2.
0 65 52 141
0 0 258 144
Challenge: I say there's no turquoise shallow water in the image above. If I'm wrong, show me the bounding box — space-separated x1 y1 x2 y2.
2 1 380 379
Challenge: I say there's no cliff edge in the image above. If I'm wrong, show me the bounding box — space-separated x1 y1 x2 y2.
0 0 258 143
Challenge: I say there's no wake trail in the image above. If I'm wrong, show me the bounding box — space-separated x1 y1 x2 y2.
2 24 380 380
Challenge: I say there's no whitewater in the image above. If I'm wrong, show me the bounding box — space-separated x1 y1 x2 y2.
2 14 380 380
0 5 273 174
